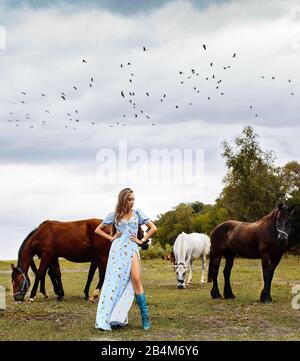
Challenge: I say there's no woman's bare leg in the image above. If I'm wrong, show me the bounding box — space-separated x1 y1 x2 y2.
131 253 144 294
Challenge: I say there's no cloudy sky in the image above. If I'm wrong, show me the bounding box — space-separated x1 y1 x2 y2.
0 0 299 259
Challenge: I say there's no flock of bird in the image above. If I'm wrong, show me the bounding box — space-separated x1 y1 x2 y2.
4 43 296 130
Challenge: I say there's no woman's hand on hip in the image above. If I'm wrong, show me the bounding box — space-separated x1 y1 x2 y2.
130 235 143 245
111 231 122 242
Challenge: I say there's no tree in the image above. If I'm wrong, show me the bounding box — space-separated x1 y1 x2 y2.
193 205 229 235
218 126 284 221
153 203 195 247
281 161 300 250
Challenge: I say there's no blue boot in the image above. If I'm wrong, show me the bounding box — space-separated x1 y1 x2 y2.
135 293 150 330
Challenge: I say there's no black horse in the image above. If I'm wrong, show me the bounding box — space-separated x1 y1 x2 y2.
208 203 295 303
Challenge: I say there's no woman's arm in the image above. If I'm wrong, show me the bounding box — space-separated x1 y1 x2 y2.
130 221 157 245
94 222 122 242
141 221 157 243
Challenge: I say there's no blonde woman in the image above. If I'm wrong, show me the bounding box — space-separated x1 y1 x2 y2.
94 188 157 331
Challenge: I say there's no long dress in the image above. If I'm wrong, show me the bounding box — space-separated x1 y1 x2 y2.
95 208 150 331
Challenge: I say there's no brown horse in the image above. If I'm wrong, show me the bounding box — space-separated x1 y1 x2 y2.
29 258 103 301
11 218 146 302
208 203 295 303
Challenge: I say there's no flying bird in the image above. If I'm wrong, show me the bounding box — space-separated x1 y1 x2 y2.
121 91 125 98
82 59 87 63
143 46 147 51
203 44 207 50
233 53 236 57
41 94 46 97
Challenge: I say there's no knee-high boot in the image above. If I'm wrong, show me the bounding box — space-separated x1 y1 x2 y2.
135 293 150 330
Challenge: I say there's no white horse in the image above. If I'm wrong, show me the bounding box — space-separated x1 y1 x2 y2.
173 232 210 289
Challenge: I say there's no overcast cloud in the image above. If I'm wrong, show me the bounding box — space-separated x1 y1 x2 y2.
0 0 299 259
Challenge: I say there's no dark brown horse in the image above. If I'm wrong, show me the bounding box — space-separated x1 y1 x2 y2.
208 203 295 303
11 218 146 302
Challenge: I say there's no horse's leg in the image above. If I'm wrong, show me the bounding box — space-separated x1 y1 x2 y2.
39 272 49 299
30 259 48 298
187 261 193 285
223 251 235 299
260 253 282 303
200 254 206 285
89 266 105 303
51 258 65 301
29 257 51 300
48 263 60 296
84 261 97 300
210 253 222 299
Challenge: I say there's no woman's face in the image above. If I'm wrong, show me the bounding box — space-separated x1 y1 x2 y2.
127 193 135 209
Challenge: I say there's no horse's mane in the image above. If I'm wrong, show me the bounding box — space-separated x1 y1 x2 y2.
261 207 278 223
17 220 48 269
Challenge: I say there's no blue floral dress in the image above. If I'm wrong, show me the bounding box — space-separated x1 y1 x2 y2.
95 208 150 331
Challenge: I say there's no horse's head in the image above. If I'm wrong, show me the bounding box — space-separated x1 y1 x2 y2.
11 264 30 302
276 203 295 244
173 262 188 289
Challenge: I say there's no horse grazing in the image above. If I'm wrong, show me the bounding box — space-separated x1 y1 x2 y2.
208 203 295 303
173 232 210 289
11 218 112 302
11 219 146 302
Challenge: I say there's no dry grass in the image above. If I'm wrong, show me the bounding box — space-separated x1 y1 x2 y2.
0 256 300 340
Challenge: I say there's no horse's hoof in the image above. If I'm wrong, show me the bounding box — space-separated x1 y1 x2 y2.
56 296 64 302
28 298 35 302
88 297 96 303
211 290 222 299
200 281 205 287
260 293 272 303
224 294 235 299
260 297 272 304
43 294 49 299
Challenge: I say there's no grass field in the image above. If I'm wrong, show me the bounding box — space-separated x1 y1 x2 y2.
0 256 300 341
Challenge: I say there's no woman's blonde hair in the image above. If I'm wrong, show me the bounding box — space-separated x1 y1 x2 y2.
111 188 134 235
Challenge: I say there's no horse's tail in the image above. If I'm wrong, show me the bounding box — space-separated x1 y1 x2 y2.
17 220 49 265
208 251 213 282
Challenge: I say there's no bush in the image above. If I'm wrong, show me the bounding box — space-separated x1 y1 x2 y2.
140 243 167 260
